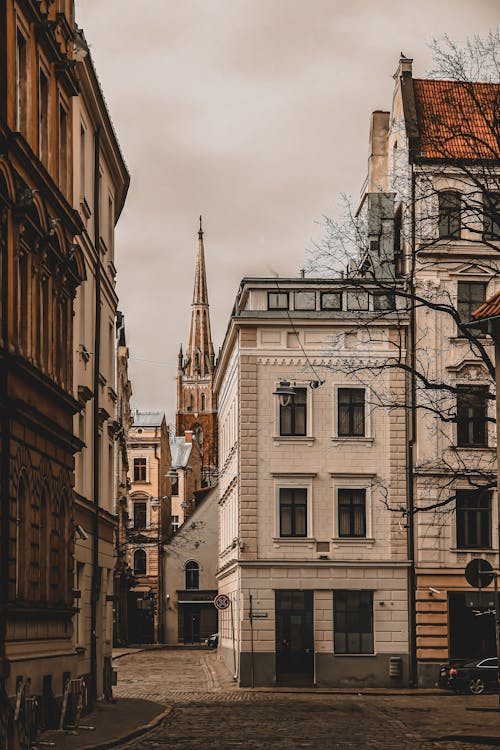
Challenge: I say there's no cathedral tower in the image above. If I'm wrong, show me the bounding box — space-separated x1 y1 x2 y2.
176 218 217 484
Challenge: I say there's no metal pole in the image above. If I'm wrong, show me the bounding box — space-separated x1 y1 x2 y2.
495 574 500 711
249 593 255 688
230 596 237 680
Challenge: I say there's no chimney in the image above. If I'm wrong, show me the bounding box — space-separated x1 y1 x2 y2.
184 430 193 444
393 54 413 81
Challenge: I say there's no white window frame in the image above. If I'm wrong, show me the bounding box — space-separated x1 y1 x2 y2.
332 383 373 441
331 473 375 542
272 474 315 541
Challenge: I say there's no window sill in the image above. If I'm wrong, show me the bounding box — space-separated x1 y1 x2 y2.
273 436 315 445
332 652 376 658
451 547 497 553
453 446 492 452
331 437 374 444
332 537 376 545
273 537 316 545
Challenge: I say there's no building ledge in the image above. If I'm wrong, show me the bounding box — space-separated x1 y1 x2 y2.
273 436 315 445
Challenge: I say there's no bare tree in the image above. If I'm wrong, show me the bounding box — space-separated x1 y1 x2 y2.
307 33 500 520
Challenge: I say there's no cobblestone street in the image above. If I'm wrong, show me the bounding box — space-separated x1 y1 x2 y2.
112 649 500 750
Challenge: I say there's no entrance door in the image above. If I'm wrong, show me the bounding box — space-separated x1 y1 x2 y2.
275 590 314 684
449 592 495 659
183 606 201 644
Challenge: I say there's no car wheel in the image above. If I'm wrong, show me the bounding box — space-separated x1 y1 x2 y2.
468 677 485 695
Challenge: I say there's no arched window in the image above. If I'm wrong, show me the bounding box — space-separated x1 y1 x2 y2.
438 190 461 239
134 549 147 575
185 560 199 590
49 497 64 603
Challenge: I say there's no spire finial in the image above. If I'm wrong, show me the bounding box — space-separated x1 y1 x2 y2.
198 215 203 240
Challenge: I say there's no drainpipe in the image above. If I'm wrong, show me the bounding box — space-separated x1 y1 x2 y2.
407 164 418 687
90 126 101 700
0 202 10 704
154 442 163 643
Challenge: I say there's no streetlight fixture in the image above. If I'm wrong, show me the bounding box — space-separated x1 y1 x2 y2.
273 380 297 407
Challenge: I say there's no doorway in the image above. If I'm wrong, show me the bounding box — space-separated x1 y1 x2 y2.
183 606 201 644
275 590 314 685
449 592 495 659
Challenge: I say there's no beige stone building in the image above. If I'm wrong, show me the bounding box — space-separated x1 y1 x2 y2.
170 430 203 531
126 412 171 643
71 40 129 700
164 485 218 644
214 277 410 687
359 56 500 685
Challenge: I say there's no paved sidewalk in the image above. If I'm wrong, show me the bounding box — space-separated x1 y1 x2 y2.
38 698 168 750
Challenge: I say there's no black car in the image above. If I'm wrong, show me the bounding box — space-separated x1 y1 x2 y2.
441 657 498 694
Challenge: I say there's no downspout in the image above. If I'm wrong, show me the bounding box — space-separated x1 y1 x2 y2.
90 126 101 700
154 442 163 643
0 202 11 702
407 163 418 687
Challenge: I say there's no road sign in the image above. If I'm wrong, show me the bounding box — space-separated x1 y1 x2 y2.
465 558 494 588
213 593 231 611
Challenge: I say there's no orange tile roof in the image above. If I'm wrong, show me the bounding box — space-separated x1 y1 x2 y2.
413 79 500 160
472 290 500 320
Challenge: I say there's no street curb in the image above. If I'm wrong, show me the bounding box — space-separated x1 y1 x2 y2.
65 706 173 750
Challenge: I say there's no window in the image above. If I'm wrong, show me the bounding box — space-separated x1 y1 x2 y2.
201 393 206 411
58 102 68 195
134 549 146 575
133 502 147 530
338 388 365 437
38 68 49 166
334 590 373 654
321 291 342 311
171 476 179 496
172 515 179 533
373 293 396 311
438 190 461 238
338 488 366 537
16 30 27 134
279 488 307 538
80 121 86 200
268 291 289 310
294 291 316 310
346 291 369 311
457 281 487 323
279 387 306 436
483 192 500 240
457 387 488 447
185 560 199 589
134 457 147 482
108 193 114 250
456 489 491 549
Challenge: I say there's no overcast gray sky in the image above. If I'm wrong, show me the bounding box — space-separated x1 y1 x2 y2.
76 0 499 421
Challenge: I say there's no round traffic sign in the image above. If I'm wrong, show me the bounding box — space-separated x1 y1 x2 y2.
465 558 494 588
213 593 231 611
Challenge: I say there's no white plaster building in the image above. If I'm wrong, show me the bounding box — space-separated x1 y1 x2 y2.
214 278 410 687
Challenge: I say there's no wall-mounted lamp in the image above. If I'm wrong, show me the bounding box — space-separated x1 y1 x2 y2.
309 380 325 390
75 524 88 541
273 380 297 407
166 469 179 479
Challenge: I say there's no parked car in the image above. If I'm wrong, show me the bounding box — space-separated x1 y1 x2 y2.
440 657 498 694
206 633 218 649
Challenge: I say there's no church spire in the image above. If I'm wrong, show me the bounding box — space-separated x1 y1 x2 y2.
193 215 209 306
185 218 214 378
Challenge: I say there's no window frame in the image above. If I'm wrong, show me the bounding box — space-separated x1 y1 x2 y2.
293 291 316 311
185 560 200 590
337 387 366 438
438 190 462 239
133 456 148 482
278 487 308 538
456 387 489 448
455 489 492 550
268 291 289 310
483 191 500 241
337 488 367 538
346 290 369 311
133 501 147 530
457 281 487 324
279 386 307 437
133 548 147 575
333 590 374 655
320 291 343 311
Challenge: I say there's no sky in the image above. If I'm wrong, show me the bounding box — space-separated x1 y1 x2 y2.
76 0 499 421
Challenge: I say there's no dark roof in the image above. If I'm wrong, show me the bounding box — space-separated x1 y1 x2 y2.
472 290 500 321
413 78 500 160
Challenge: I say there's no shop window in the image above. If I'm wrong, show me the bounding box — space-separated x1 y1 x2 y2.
334 590 373 654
